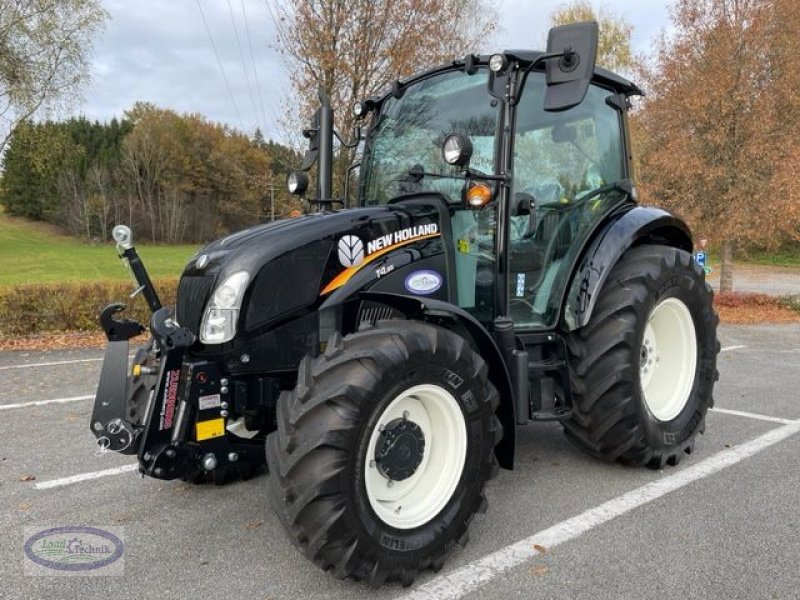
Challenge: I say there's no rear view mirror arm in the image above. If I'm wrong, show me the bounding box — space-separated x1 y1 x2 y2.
511 51 565 106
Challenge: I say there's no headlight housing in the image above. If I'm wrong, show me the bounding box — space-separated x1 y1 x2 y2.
442 133 473 166
200 271 249 344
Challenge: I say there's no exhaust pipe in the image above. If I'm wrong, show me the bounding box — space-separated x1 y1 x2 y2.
317 87 334 201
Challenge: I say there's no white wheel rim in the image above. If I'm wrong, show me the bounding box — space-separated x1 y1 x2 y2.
640 297 697 421
364 384 467 529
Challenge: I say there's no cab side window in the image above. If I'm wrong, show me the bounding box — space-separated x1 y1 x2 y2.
509 80 626 328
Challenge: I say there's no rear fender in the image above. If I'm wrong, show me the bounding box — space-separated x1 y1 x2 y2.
563 206 693 331
349 291 516 469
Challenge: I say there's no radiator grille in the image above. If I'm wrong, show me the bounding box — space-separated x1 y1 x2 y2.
176 275 215 334
357 303 400 329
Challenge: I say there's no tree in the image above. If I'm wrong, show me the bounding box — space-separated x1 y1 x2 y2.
270 0 499 198
0 119 78 220
549 1 636 74
634 0 800 293
0 116 132 238
122 103 302 243
0 0 107 154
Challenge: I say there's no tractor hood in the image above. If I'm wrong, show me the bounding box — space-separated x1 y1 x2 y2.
183 204 441 278
176 197 448 338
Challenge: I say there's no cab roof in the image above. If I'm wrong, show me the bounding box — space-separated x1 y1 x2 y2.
380 51 643 103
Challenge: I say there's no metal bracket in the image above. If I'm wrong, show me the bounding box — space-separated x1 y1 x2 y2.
150 307 195 349
100 303 145 342
90 339 141 454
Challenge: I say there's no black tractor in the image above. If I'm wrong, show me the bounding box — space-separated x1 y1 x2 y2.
91 22 718 586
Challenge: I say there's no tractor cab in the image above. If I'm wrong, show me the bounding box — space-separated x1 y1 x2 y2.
354 53 639 330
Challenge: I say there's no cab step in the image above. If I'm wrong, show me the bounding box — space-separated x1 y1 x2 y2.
531 406 574 422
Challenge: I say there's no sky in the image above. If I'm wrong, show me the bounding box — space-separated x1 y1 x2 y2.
76 0 673 142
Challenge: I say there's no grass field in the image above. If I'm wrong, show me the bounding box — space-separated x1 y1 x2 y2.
0 212 198 286
1 209 796 286
706 247 800 267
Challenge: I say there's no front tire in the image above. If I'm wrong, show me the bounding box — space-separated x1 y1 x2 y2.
564 245 719 468
266 320 500 586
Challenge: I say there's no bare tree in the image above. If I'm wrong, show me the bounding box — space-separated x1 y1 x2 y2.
0 0 107 154
269 0 499 193
122 109 168 242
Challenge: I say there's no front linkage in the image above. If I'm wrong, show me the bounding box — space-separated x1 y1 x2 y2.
89 227 265 483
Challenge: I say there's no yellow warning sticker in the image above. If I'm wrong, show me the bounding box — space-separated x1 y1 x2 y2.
196 418 225 441
457 239 470 253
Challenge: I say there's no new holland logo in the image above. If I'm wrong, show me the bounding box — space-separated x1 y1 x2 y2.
337 235 364 267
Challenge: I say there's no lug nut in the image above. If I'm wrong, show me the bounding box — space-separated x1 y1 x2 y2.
228 452 239 463
165 448 176 458
220 386 229 395
220 410 229 417
220 401 229 409
240 354 250 364
201 453 218 471
220 378 229 386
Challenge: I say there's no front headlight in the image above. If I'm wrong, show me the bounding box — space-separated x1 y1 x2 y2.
200 271 249 344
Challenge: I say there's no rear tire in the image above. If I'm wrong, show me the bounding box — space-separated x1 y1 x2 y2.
564 245 719 468
266 320 500 586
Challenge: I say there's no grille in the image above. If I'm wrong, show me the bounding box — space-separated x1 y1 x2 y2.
176 274 215 334
357 303 400 328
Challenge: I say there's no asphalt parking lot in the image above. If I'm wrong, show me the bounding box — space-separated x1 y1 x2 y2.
1 323 799 600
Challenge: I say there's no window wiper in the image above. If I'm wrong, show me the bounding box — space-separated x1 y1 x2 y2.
408 164 508 184
407 164 465 182
575 178 636 205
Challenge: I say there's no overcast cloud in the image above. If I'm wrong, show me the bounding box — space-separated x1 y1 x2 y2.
76 0 672 142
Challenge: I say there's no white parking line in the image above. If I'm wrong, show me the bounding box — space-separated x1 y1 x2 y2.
720 345 747 353
0 357 102 371
710 407 795 425
34 464 139 490
400 418 800 600
0 394 93 411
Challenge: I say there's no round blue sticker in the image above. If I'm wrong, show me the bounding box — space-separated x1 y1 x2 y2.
404 270 442 295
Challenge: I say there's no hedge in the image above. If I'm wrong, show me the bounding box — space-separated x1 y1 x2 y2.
2 282 798 338
0 279 178 336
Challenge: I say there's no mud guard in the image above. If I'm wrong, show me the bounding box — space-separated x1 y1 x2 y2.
353 291 516 470
563 206 693 331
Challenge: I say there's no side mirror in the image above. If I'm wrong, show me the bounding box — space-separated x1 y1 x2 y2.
302 108 321 150
287 171 309 197
544 21 598 112
513 193 536 234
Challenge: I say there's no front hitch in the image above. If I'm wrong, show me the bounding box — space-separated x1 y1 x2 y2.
91 225 264 480
91 225 168 456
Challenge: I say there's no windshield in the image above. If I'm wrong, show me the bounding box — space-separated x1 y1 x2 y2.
360 69 498 205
